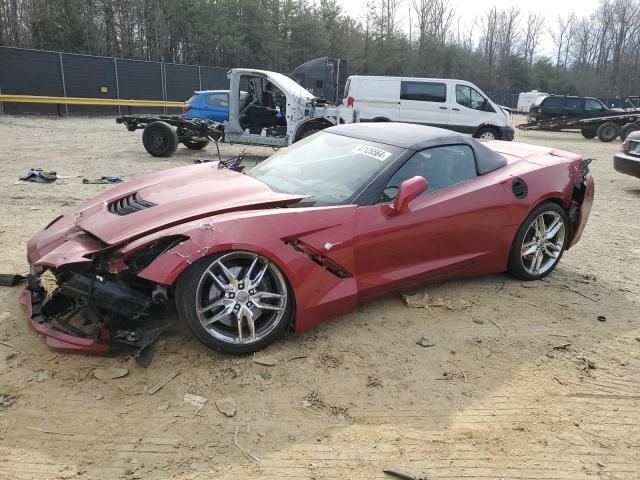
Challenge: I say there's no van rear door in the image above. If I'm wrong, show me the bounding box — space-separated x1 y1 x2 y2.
354 77 400 121
398 80 449 127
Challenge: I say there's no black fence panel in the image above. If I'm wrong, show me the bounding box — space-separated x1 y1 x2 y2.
62 53 118 115
116 59 165 114
200 66 229 90
0 47 64 114
164 63 200 101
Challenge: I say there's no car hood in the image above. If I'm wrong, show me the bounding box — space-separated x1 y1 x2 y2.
74 163 305 245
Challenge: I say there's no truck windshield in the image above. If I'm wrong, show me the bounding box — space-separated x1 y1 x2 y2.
248 132 404 206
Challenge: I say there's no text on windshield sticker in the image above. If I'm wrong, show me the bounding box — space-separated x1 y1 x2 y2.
353 144 392 161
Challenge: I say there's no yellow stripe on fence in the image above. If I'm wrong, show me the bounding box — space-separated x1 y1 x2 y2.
0 94 183 108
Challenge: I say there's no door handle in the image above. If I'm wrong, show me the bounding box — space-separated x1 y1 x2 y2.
451 108 460 111
439 106 448 110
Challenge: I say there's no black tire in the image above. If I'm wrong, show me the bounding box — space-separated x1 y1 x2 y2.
581 127 597 139
142 121 178 157
596 122 620 142
182 139 209 150
621 123 639 141
475 126 499 140
372 117 390 122
175 251 294 354
507 202 569 281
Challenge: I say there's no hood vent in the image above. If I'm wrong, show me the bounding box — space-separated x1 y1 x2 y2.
512 178 528 199
108 193 156 216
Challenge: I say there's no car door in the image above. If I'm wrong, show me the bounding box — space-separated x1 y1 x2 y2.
564 97 582 118
355 78 400 121
584 98 608 118
354 144 511 299
202 92 229 122
450 83 498 133
398 80 449 127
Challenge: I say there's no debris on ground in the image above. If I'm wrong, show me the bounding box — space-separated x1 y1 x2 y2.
416 336 435 347
553 343 571 350
252 355 278 366
184 393 208 409
157 401 170 411
34 370 49 382
92 393 104 400
82 176 123 184
402 293 472 311
0 393 16 407
472 319 484 325
580 357 596 376
215 397 238 417
19 168 57 183
597 315 607 322
147 371 179 395
383 466 425 480
234 425 260 463
0 274 26 287
93 367 129 381
367 375 382 387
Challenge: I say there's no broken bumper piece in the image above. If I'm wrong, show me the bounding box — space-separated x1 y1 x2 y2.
24 272 168 362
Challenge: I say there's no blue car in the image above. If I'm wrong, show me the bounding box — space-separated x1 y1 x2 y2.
182 90 230 122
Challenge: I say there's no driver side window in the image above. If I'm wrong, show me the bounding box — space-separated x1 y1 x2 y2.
456 85 488 111
585 99 605 112
380 145 477 202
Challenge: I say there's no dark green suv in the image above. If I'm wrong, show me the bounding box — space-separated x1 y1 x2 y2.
528 95 617 123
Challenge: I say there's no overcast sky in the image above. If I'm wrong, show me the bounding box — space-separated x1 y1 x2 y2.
340 0 602 54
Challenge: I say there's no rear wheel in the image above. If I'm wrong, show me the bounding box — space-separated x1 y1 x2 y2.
621 123 639 141
581 127 597 139
175 251 293 354
508 202 569 281
596 122 620 142
142 121 178 157
182 139 209 150
475 126 499 140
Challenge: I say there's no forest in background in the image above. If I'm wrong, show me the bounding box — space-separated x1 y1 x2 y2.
1 0 640 97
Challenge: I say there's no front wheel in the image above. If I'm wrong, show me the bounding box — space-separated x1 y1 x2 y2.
175 251 293 354
475 126 499 140
142 121 178 157
508 202 569 281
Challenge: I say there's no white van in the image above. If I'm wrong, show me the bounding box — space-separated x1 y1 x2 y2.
340 76 514 141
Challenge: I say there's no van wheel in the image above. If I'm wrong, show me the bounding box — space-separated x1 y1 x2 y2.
372 117 390 122
476 126 499 140
621 123 639 141
597 122 620 142
581 127 597 139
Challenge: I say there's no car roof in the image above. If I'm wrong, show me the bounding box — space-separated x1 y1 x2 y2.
324 122 469 150
323 123 507 175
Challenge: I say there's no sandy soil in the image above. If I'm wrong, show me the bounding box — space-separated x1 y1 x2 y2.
0 115 638 480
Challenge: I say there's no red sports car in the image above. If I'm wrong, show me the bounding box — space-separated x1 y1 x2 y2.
25 123 594 357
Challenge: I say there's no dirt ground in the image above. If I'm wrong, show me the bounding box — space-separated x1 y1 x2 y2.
0 115 638 480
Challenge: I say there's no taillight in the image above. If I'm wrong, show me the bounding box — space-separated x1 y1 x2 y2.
347 96 354 108
182 104 191 113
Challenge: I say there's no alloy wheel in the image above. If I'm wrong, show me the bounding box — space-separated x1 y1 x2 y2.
520 211 566 276
195 251 288 345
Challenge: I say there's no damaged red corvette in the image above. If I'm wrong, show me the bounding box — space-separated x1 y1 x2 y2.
25 123 594 358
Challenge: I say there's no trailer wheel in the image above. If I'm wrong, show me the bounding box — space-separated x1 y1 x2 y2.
142 121 179 157
621 123 639 141
596 122 620 142
182 139 210 150
580 127 597 139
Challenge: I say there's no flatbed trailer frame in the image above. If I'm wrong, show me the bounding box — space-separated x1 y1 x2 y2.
518 111 640 142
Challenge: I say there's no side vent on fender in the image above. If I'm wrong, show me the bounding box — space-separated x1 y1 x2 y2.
286 240 352 279
512 177 528 199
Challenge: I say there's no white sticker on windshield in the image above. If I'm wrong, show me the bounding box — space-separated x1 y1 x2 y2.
353 144 392 161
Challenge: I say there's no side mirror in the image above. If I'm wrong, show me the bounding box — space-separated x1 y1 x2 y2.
393 176 428 212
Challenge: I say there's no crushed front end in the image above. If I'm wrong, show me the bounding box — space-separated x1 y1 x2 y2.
25 213 175 361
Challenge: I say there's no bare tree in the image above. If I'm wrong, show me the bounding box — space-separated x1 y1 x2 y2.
551 12 576 71
520 12 545 66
